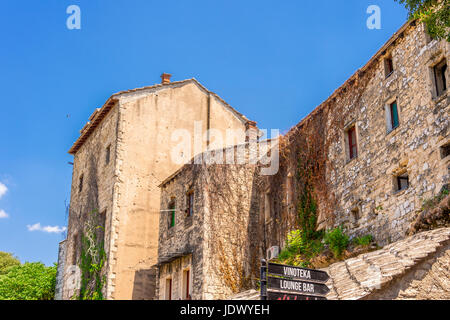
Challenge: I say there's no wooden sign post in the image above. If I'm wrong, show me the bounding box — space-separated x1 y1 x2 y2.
261 261 330 300
260 259 268 300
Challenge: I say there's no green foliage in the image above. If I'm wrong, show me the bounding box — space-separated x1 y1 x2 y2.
277 156 327 266
324 226 350 259
278 145 377 266
0 262 56 300
421 186 449 211
352 234 374 247
395 0 450 41
278 229 324 266
0 252 20 276
77 209 107 300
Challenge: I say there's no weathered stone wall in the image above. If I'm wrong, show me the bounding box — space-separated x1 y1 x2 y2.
158 164 206 300
328 23 449 245
201 161 261 300
54 240 67 300
261 22 449 252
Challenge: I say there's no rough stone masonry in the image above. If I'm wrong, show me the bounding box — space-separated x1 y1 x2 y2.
259 20 449 252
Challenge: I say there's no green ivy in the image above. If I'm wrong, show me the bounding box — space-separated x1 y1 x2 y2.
77 210 107 300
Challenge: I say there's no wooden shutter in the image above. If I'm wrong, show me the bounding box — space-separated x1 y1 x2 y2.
385 104 392 133
390 102 399 128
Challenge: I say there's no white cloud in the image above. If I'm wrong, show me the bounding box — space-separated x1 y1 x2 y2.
0 210 8 219
0 182 7 200
27 223 66 234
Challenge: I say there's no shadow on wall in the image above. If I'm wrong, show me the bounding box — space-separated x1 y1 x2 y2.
132 268 157 300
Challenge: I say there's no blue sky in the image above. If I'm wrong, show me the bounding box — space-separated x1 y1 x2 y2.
0 0 408 265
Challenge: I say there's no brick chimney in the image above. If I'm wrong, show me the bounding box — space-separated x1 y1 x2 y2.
245 120 259 142
161 73 172 84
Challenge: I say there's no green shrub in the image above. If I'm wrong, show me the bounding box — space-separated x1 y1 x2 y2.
278 229 324 264
278 230 305 262
352 235 373 247
0 252 20 276
324 226 349 258
0 262 56 300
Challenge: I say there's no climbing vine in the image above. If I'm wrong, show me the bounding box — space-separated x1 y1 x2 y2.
77 209 107 300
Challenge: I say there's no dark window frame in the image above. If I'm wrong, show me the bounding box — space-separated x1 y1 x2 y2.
166 278 172 300
347 126 358 160
433 60 447 97
168 200 176 229
385 57 394 78
440 143 450 159
184 269 190 300
186 190 194 218
395 173 410 192
105 145 111 165
389 101 400 130
79 175 84 193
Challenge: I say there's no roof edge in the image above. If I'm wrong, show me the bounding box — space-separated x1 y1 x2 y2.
68 78 252 155
284 19 417 140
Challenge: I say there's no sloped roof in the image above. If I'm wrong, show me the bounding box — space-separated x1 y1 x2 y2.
68 78 250 155
284 19 417 140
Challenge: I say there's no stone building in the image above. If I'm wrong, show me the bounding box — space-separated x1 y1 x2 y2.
156 140 273 300
156 20 449 300
59 75 255 300
59 19 449 300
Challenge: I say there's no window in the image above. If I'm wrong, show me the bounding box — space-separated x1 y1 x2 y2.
385 100 400 132
346 126 358 160
72 232 81 265
165 278 172 300
441 143 450 159
394 173 409 192
168 200 176 229
97 211 107 244
182 269 190 300
186 191 194 217
285 174 293 205
264 192 271 224
79 175 84 193
105 145 111 165
351 207 360 224
384 56 394 78
433 60 447 97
